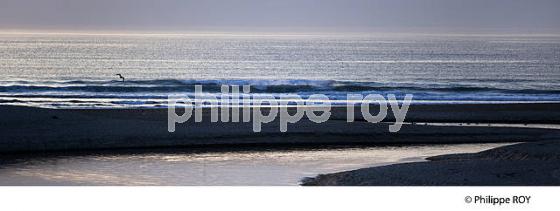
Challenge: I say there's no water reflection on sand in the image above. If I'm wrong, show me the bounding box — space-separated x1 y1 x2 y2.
0 143 509 186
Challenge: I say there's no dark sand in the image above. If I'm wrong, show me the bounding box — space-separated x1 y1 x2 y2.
0 103 559 153
301 140 560 186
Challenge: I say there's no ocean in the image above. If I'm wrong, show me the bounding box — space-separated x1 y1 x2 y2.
1 33 559 108
0 33 557 186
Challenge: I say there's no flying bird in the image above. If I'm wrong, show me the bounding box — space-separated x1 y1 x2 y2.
115 74 125 82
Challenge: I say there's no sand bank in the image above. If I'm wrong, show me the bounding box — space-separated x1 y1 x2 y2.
0 103 559 153
301 140 560 186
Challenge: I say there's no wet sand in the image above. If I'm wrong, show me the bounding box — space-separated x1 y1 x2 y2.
0 143 508 185
0 103 559 153
301 140 560 186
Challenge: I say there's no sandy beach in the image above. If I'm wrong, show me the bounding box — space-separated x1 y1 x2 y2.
0 103 559 153
301 140 560 186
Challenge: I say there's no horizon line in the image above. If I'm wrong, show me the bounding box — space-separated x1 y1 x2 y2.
1 29 560 38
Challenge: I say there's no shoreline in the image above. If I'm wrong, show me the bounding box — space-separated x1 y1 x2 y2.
0 143 508 186
301 140 560 186
1 103 559 153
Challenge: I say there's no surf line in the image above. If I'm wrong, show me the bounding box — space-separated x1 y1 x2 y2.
168 85 412 133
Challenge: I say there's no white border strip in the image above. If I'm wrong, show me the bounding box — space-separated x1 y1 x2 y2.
0 187 557 211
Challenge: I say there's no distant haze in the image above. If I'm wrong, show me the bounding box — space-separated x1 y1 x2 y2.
1 0 559 33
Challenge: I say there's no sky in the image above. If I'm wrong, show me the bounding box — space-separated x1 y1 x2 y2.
1 0 559 33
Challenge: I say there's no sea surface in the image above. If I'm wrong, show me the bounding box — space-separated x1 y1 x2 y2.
0 143 507 185
0 33 559 108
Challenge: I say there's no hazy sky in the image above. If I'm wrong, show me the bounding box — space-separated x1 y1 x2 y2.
1 0 559 33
